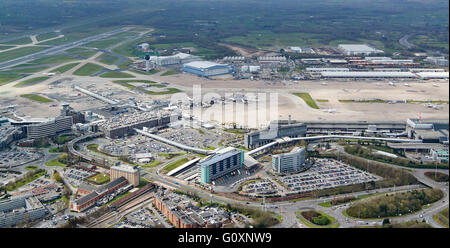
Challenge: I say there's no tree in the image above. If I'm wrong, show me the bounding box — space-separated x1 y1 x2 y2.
382 218 390 225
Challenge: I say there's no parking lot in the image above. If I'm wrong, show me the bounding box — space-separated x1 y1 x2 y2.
241 179 277 195
63 168 96 187
114 208 160 228
0 148 41 168
98 136 177 157
280 158 381 193
158 128 222 149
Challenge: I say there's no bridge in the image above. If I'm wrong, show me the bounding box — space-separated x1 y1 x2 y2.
247 135 422 156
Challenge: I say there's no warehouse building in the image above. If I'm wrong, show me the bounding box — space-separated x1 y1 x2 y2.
70 177 128 212
200 147 244 184
182 61 234 77
110 164 140 186
272 147 307 174
0 194 47 228
150 53 201 66
320 71 416 78
244 121 307 149
338 44 383 56
406 118 449 144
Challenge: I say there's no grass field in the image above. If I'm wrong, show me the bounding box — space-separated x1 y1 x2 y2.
3 37 32 45
0 46 47 63
293 93 319 109
0 66 50 74
6 170 47 191
140 160 162 168
99 71 135 78
0 45 15 51
0 74 24 86
14 76 50 87
97 53 122 65
20 94 53 103
162 157 190 173
87 173 110 185
27 54 78 65
45 159 67 167
160 70 180 76
49 63 80 73
432 207 449 228
316 99 329 102
84 38 122 50
73 63 105 76
145 88 182 95
36 32 60 42
296 210 339 228
24 165 39 170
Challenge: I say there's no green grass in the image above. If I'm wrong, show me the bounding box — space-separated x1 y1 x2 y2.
160 70 180 76
99 71 135 78
24 165 39 171
14 76 50 87
293 93 319 109
0 46 47 63
318 193 380 207
406 100 449 104
97 54 122 65
3 37 32 45
20 94 53 103
0 74 24 86
27 54 78 65
73 63 105 76
432 208 449 228
48 147 64 153
0 45 15 51
36 32 60 42
162 158 189 173
316 99 329 102
49 63 80 73
339 99 387 103
130 69 160 75
145 88 182 95
45 159 67 167
296 210 339 228
158 153 184 160
0 66 50 74
87 173 110 185
84 38 122 50
223 128 247 135
140 160 162 168
6 170 47 191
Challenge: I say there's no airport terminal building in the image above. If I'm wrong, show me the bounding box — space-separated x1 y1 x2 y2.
245 121 307 149
200 147 244 184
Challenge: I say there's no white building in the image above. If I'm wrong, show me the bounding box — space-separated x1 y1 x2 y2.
338 44 384 56
182 61 234 77
150 53 201 66
424 57 449 66
272 147 306 173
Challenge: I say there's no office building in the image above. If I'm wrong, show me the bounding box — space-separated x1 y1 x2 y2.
0 195 47 228
272 147 306 174
110 164 140 186
182 61 234 77
200 147 244 184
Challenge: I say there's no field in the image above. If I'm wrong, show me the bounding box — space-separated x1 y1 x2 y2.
36 32 60 42
14 76 50 87
24 165 38 170
293 92 319 109
45 159 67 167
87 173 110 185
162 157 190 173
424 172 449 182
0 74 23 86
20 94 53 103
99 71 135 78
296 210 339 228
5 170 47 191
0 66 50 74
433 208 449 228
160 70 180 76
50 63 80 73
0 46 47 63
73 63 105 76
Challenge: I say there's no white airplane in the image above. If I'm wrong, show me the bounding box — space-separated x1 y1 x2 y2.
321 82 328 85
404 83 410 87
433 84 439 87
389 81 395 86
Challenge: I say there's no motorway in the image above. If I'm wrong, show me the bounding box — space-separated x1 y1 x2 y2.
399 34 416 49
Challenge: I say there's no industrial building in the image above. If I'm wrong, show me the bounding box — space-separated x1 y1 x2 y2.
244 121 307 149
200 147 244 184
70 177 128 212
424 56 449 66
0 194 47 228
306 67 349 72
320 71 417 78
182 61 234 77
338 44 384 56
272 147 307 174
110 164 140 186
150 53 201 66
26 116 73 139
240 65 261 73
257 56 287 63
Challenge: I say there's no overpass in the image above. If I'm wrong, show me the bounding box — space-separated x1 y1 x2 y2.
135 128 214 155
67 132 104 162
247 135 422 156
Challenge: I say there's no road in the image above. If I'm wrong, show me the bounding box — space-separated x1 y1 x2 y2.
399 34 416 49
